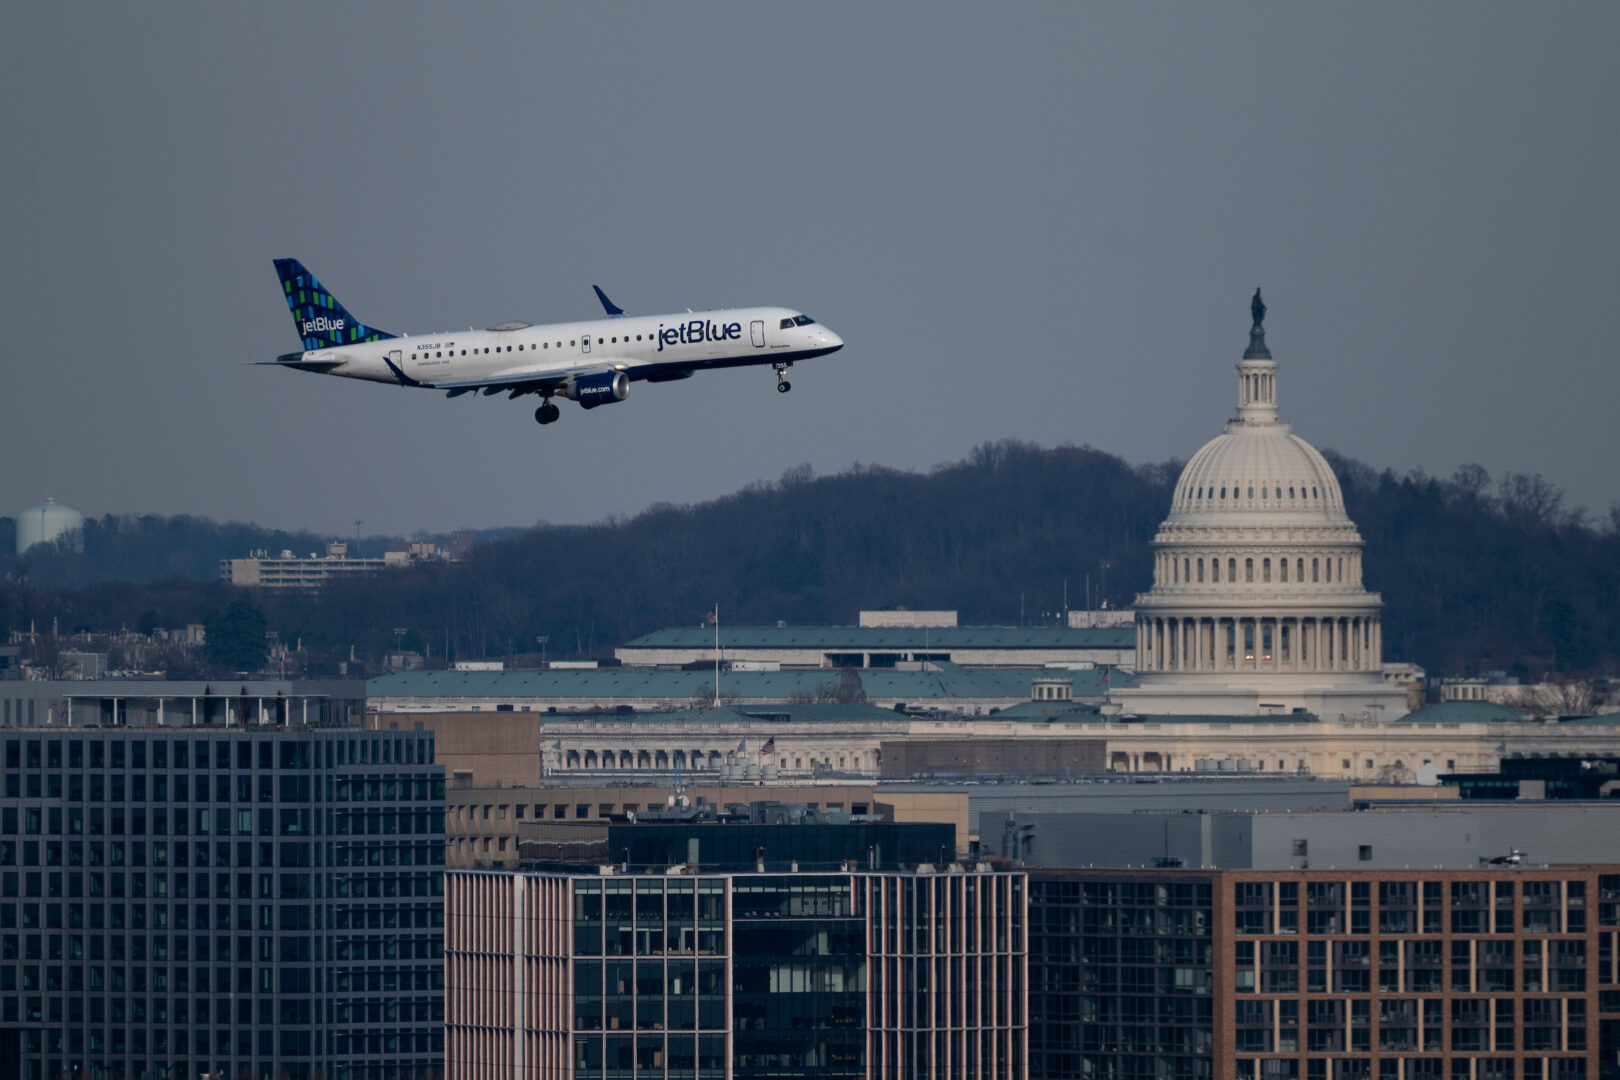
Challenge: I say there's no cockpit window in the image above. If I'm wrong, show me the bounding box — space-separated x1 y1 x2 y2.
793 315 815 326
779 318 794 330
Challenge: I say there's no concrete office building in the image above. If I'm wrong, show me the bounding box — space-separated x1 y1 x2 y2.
0 726 446 1080
445 812 1027 1079
0 678 367 731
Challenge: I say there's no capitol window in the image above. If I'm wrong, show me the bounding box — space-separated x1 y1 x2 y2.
1245 558 1254 583
1263 558 1272 583
1280 560 1289 583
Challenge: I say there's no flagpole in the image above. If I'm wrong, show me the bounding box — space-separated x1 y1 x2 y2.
712 601 721 708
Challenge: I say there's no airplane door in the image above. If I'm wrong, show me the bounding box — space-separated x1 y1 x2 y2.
581 335 592 354
750 320 764 347
393 349 406 373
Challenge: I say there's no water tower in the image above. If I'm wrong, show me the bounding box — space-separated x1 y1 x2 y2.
16 498 85 555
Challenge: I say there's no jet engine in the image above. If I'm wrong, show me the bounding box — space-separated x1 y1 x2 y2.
566 370 630 409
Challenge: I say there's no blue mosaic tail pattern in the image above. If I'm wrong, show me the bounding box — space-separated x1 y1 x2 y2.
274 259 396 352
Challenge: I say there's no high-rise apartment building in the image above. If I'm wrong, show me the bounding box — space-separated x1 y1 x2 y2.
1 727 446 1080
1028 866 1620 1080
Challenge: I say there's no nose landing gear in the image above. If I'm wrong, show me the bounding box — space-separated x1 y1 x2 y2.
774 363 792 394
534 399 560 425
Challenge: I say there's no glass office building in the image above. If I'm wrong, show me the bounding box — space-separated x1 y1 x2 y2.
446 818 1026 1079
0 727 446 1080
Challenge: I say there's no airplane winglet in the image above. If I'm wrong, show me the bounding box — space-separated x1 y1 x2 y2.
593 285 625 317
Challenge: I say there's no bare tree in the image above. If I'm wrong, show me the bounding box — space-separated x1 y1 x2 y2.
1508 678 1597 718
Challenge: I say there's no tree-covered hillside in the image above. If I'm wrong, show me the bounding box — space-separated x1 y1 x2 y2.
3 441 1617 679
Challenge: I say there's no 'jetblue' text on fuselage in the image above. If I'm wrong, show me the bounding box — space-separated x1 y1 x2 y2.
658 319 742 352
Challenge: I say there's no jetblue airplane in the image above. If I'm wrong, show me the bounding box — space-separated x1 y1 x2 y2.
263 259 844 425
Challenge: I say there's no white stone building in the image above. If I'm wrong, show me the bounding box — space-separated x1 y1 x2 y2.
1113 298 1413 720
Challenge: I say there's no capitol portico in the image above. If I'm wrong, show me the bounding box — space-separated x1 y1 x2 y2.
1111 292 1412 721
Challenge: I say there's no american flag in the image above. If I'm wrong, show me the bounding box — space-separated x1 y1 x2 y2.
704 607 718 626
760 737 775 756
735 737 746 754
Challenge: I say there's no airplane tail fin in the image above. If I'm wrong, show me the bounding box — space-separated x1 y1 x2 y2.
274 258 395 351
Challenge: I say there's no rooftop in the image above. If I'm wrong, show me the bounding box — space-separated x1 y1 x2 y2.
619 625 1134 650
369 665 1136 702
1398 700 1524 723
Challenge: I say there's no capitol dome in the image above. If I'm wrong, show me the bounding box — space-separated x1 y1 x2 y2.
1111 293 1411 722
1168 427 1346 522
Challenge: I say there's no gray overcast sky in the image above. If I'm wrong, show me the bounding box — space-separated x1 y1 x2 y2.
3 3 1616 536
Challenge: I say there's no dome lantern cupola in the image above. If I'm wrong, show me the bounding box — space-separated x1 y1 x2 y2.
1235 287 1278 426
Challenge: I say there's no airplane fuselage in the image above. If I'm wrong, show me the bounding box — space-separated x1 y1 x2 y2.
281 307 841 389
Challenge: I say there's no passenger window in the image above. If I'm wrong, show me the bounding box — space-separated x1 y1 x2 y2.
542 342 548 349
570 340 576 347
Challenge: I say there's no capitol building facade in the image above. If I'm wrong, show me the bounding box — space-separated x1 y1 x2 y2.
1112 295 1413 720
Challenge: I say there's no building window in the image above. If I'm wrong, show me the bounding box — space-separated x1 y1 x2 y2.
1359 845 1373 861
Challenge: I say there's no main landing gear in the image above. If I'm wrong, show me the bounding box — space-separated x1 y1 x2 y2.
534 399 560 425
774 363 792 394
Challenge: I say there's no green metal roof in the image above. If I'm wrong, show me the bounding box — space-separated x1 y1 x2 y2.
618 625 1133 650
369 665 1114 701
1398 701 1524 723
